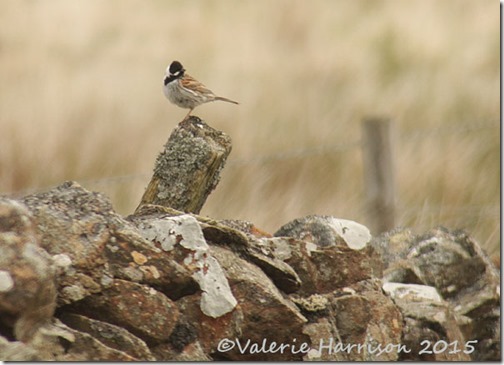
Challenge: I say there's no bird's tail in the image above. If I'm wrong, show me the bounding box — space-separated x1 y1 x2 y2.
215 96 239 105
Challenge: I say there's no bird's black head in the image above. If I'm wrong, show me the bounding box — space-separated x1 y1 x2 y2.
164 60 185 85
169 61 185 77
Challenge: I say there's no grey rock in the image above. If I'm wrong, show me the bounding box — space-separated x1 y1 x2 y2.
373 227 500 361
300 279 403 361
0 181 499 360
59 313 155 360
0 198 57 341
69 279 179 344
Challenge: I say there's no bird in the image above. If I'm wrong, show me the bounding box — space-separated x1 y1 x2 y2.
163 60 239 119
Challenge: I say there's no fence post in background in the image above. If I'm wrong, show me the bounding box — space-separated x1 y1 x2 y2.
362 117 396 234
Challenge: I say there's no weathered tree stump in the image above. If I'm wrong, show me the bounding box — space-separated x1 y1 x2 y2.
136 117 232 214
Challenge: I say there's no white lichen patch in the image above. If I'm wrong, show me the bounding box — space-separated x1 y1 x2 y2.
193 255 238 318
305 242 318 256
138 219 180 251
106 243 119 253
52 253 72 268
327 218 371 250
382 282 442 303
342 287 357 295
265 237 293 260
137 214 237 317
0 270 14 292
61 285 87 302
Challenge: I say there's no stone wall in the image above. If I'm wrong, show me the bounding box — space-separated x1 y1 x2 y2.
0 182 499 360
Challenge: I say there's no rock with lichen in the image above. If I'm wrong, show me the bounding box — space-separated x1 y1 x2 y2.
0 182 499 361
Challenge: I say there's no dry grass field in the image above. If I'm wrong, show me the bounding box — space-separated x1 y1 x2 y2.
0 0 499 256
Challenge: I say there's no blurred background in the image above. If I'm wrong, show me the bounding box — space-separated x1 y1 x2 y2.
0 0 499 256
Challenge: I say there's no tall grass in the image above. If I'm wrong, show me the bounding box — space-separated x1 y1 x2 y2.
0 0 499 255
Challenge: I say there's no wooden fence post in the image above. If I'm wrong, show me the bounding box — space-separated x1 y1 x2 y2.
136 116 232 214
362 117 396 234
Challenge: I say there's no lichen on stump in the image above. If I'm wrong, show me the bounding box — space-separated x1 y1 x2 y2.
137 117 232 214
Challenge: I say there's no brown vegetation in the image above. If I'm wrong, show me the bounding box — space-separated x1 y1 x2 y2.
0 0 499 254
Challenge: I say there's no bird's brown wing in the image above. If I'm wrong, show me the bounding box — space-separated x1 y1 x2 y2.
179 74 216 99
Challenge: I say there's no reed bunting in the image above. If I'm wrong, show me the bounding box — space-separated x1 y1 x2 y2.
163 61 239 118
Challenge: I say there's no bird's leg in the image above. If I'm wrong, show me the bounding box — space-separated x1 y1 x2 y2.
183 108 193 120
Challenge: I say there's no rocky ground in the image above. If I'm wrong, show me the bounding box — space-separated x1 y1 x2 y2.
0 181 500 361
